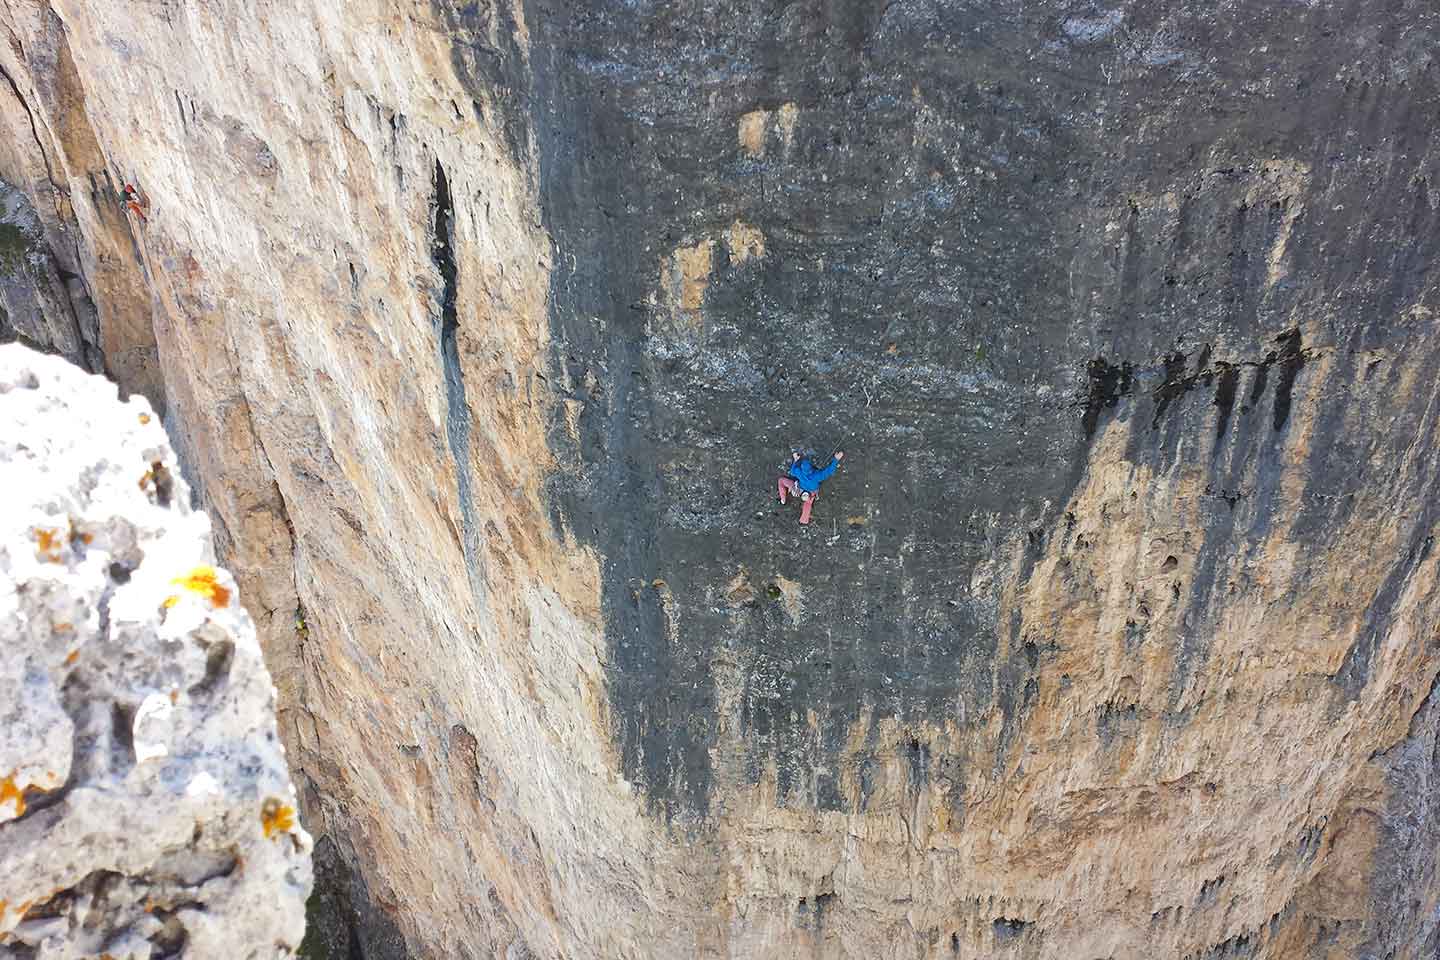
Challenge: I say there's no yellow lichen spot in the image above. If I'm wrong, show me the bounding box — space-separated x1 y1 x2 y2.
0 776 26 817
260 797 295 839
738 107 769 157
770 574 805 623
776 101 799 155
168 566 231 609
725 220 765 264
64 650 79 666
169 689 178 705
139 413 151 425
33 527 63 562
672 239 713 312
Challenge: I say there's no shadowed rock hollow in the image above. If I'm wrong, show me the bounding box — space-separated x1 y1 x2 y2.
1 0 1439 957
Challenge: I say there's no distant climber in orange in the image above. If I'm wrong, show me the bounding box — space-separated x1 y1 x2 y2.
778 450 844 525
122 183 148 223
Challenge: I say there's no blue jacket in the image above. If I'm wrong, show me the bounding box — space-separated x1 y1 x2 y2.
788 456 838 493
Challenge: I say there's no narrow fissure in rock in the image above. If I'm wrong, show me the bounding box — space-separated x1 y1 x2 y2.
431 159 482 599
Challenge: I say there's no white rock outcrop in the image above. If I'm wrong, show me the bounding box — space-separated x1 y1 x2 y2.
0 344 311 958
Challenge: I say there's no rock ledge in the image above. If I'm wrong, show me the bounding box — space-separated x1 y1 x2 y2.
0 344 311 958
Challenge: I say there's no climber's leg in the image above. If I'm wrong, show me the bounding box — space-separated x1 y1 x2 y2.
779 477 797 504
799 492 814 524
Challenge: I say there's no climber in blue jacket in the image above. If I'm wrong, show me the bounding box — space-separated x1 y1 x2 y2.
777 450 844 524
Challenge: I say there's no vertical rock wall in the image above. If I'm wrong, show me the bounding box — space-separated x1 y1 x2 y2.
0 0 1436 958
0 2 635 956
0 4 157 406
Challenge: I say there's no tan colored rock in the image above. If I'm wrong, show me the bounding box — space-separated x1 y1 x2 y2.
0 1 1436 959
0 3 637 955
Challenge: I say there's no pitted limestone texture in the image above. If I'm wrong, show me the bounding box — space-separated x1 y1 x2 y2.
0 344 311 957
4 0 1440 955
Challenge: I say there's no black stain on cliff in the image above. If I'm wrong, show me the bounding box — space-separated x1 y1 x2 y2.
1268 329 1305 433
511 0 1105 820
1083 357 1133 438
431 159 483 598
434 0 1440 829
1333 520 1437 702
436 0 532 160
1212 363 1239 441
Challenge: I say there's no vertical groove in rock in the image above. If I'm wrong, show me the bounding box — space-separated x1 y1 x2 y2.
0 64 63 199
432 158 482 600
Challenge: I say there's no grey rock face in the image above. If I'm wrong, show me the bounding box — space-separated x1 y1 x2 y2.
503 0 1440 952
519 0 1440 818
0 180 100 373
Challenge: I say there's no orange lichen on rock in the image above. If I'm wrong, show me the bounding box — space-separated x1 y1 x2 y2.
138 413 151 424
65 521 93 547
1 776 26 817
64 650 79 665
260 797 296 839
33 527 62 562
138 461 174 506
162 566 231 609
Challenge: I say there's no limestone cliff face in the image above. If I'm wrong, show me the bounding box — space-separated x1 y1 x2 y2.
0 344 311 957
1 0 1438 957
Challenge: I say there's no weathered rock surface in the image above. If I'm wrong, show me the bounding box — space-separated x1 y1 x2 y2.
0 0 1437 958
0 180 98 373
0 344 311 957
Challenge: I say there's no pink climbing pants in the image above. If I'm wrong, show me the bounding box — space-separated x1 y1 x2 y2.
779 477 818 524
